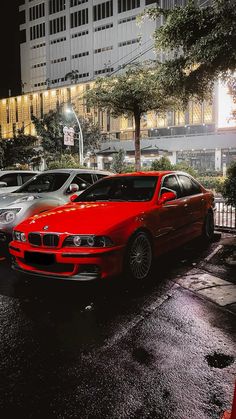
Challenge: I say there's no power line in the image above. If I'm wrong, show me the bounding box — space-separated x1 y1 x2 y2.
2 41 156 137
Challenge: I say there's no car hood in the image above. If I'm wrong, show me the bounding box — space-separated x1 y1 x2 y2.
0 193 57 208
17 201 151 235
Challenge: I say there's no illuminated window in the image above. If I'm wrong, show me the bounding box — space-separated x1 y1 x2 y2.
174 110 185 126
189 102 202 125
203 101 213 123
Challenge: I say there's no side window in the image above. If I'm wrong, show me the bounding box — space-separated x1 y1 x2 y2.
0 173 18 187
71 174 92 189
21 173 35 184
161 175 181 198
178 175 202 197
96 174 107 180
72 174 93 185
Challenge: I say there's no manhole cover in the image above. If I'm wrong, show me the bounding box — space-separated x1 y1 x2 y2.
205 352 234 369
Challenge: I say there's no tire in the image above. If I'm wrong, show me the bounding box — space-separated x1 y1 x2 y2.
202 211 215 242
125 232 153 282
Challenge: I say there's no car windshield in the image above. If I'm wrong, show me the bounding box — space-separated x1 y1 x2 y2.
75 176 158 202
17 173 70 193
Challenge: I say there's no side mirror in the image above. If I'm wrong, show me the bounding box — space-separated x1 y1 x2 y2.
68 183 79 194
158 191 177 205
0 182 7 188
70 194 78 202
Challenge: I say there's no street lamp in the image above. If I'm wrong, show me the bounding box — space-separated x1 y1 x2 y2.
65 105 84 165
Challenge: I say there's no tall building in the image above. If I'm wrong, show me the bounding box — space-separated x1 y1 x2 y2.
19 0 186 93
1 0 235 173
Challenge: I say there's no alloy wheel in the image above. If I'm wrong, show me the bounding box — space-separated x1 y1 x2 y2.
128 233 152 281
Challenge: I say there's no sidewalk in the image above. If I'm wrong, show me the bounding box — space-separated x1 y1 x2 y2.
174 233 236 314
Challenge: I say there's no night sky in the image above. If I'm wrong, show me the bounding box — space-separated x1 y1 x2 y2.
0 1 22 99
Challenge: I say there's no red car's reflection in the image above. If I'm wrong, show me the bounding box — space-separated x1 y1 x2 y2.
9 171 214 282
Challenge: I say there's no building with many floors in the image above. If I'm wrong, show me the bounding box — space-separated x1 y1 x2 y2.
0 0 235 172
19 0 186 93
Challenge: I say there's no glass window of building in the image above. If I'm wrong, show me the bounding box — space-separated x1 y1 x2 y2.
71 9 89 28
93 1 113 21
49 0 66 15
118 0 140 13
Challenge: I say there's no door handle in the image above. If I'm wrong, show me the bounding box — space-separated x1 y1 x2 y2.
184 203 188 208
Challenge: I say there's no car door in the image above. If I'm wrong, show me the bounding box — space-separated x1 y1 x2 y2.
177 174 205 236
152 174 189 252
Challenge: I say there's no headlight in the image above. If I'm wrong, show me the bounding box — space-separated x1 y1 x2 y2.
63 235 113 248
13 230 27 242
0 208 21 224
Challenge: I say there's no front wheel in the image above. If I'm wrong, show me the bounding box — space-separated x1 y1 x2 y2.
125 232 153 282
202 211 215 242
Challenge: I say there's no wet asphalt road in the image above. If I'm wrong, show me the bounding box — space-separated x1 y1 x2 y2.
0 238 235 419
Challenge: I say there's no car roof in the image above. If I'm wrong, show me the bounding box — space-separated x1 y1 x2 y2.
109 171 174 177
43 169 112 175
0 170 38 175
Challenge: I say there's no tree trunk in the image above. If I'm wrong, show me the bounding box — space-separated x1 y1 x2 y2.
134 113 141 171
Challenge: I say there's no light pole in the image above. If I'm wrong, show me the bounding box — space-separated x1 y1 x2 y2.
65 105 84 166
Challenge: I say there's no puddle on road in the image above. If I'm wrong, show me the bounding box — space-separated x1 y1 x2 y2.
205 352 234 369
132 347 155 366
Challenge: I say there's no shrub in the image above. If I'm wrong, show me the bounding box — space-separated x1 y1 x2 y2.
47 154 84 169
221 162 236 207
197 176 224 193
151 156 172 171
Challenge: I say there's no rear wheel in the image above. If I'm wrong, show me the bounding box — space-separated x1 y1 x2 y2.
202 211 214 242
125 232 153 282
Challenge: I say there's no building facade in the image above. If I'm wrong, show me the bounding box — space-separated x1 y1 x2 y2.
0 0 234 172
19 0 186 93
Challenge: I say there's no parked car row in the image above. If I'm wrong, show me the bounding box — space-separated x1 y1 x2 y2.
0 169 111 243
0 170 38 194
1 170 215 283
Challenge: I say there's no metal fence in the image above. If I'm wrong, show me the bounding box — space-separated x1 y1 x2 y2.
214 198 236 230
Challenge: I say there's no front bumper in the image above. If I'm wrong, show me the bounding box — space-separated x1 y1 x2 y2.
9 242 125 281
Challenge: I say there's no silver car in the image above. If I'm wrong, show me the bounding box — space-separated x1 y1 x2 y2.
0 170 38 194
0 168 111 243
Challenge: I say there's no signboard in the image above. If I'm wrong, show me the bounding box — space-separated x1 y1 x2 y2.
63 126 75 146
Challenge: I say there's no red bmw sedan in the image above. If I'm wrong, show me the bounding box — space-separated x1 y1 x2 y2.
9 171 215 282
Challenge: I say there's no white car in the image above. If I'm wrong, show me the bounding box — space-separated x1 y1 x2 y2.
0 170 38 194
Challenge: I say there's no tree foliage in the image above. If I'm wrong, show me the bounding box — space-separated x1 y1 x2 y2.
32 109 105 165
47 154 82 170
142 0 236 103
151 156 172 171
86 63 178 171
1 132 41 169
111 149 126 173
222 162 236 207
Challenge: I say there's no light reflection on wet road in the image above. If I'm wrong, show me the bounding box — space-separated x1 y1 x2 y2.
0 238 235 419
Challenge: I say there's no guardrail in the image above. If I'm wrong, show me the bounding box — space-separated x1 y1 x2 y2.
214 198 236 230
